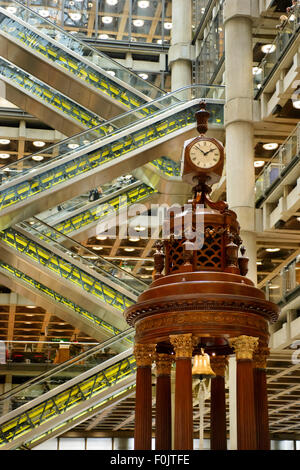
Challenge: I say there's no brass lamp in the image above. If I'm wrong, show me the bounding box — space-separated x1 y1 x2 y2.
192 348 216 381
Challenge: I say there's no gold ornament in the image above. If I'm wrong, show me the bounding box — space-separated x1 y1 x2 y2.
229 335 259 360
134 343 156 367
170 333 193 358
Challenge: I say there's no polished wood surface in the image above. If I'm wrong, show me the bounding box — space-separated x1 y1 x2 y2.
236 359 257 450
134 366 152 450
254 366 270 450
174 358 193 450
155 374 172 450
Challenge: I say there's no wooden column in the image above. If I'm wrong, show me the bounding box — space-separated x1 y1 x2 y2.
155 353 174 450
229 335 259 450
170 333 193 450
253 343 270 450
210 355 228 450
134 343 156 450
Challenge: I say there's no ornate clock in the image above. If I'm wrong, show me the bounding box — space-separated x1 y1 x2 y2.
181 101 224 186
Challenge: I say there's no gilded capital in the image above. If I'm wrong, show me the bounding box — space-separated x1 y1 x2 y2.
229 335 259 360
253 345 270 369
134 343 156 367
210 355 228 376
170 333 193 359
155 353 174 376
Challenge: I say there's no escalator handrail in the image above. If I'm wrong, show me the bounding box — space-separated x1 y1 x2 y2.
0 83 225 185
0 327 134 404
1 0 164 97
29 215 148 289
0 347 134 426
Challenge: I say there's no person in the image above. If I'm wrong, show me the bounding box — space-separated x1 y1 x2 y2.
89 188 100 201
287 0 300 14
276 15 289 31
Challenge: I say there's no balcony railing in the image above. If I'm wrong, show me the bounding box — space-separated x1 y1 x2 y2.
255 122 300 204
253 10 300 95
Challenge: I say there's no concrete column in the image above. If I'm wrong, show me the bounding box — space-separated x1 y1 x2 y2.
169 0 193 92
224 0 257 284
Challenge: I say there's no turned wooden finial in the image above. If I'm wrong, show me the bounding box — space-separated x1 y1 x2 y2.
195 100 210 135
238 245 249 276
153 240 165 280
225 230 239 274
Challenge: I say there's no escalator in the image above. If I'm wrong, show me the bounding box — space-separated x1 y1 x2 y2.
0 330 136 450
0 84 224 230
0 1 163 121
0 216 150 334
0 56 105 137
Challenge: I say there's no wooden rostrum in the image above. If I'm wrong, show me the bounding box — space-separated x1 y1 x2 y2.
124 102 279 451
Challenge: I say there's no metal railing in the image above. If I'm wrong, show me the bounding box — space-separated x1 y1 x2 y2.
255 122 300 203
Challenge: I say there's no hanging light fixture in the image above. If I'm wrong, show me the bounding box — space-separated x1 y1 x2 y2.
192 348 216 381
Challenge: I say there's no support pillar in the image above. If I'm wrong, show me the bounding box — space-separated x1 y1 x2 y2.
170 333 194 450
224 0 257 283
210 355 228 450
134 343 156 450
155 353 174 450
253 343 271 450
169 0 193 92
229 335 259 450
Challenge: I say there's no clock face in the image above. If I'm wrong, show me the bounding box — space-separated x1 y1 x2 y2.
189 139 221 169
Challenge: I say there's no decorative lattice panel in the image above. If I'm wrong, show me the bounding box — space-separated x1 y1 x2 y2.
167 239 186 273
196 227 223 270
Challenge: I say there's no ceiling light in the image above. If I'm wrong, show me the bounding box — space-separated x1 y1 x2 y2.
256 261 262 265
99 34 109 39
252 66 262 75
96 235 107 240
0 139 11 145
292 91 300 109
39 9 50 17
93 246 103 250
129 237 140 242
138 73 148 80
133 19 144 27
138 0 150 7
107 70 116 76
0 153 10 159
269 285 279 289
164 22 172 30
263 143 279 150
32 155 44 161
124 247 136 252
141 274 151 279
261 44 276 54
69 12 82 21
67 143 79 149
145 266 153 271
266 248 280 252
102 16 113 24
26 305 36 308
297 217 300 222
33 140 46 147
6 6 17 14
157 39 163 44
254 160 265 168
134 225 146 232
106 0 118 4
